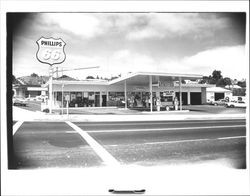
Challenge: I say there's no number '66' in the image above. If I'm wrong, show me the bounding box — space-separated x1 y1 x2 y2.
42 49 61 60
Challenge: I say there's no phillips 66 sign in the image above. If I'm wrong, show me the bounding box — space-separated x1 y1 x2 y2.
36 37 66 65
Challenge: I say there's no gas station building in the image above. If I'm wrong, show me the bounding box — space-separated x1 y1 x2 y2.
45 72 214 112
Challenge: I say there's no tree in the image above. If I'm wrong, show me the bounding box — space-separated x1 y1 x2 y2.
86 76 95 79
199 76 209 84
208 75 216 84
212 70 222 81
233 88 246 96
12 75 16 83
31 73 39 77
216 78 225 87
237 81 246 88
60 75 69 78
223 77 232 86
199 70 229 86
110 76 119 80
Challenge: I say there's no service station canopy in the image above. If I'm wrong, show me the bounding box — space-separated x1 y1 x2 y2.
109 72 203 86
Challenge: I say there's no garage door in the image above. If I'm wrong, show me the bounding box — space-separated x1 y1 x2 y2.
215 93 224 101
190 92 201 105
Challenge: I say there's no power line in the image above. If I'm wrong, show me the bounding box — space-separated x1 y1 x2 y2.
52 66 99 74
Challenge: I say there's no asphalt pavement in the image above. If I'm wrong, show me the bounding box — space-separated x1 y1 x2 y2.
12 119 246 169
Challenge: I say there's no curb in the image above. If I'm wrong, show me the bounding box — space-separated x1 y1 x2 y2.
18 114 246 122
13 106 246 122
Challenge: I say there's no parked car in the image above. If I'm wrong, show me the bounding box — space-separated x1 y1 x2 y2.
36 95 48 102
13 97 27 106
26 97 36 101
225 100 246 108
212 99 228 106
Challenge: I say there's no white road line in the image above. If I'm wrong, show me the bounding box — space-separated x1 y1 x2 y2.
86 125 246 133
145 138 210 145
66 121 120 166
218 136 246 140
65 131 76 133
13 121 24 135
76 120 245 127
143 135 246 145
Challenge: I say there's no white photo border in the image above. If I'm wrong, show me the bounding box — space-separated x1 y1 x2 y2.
1 1 249 195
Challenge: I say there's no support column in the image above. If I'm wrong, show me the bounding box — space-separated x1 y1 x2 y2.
99 91 102 107
179 77 182 110
106 91 109 106
124 80 127 109
187 91 191 105
61 84 64 115
54 92 57 107
149 75 153 112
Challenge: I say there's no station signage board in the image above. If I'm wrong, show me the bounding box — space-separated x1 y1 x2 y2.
159 81 174 87
133 86 147 91
36 37 66 65
163 90 175 96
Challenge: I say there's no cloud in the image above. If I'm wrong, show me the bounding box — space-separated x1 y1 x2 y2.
183 45 246 79
62 49 158 79
12 13 246 81
126 13 229 40
108 50 156 74
13 45 247 81
157 45 247 79
37 13 232 43
44 13 101 38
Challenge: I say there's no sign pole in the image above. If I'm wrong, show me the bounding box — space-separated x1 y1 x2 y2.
36 37 66 114
67 100 69 118
149 75 153 112
49 66 53 114
179 77 182 111
61 84 64 115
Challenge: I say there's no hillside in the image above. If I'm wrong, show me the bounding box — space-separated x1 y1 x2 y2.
17 75 50 86
14 74 79 86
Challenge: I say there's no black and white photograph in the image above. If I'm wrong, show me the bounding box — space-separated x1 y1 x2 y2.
1 1 249 195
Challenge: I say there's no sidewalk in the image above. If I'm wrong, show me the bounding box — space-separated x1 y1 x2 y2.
13 106 246 122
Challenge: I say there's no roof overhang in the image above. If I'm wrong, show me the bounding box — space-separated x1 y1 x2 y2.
206 87 232 92
43 72 203 87
108 72 203 86
27 87 48 91
47 80 109 86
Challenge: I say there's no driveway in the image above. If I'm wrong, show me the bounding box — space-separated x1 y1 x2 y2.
183 105 246 114
13 103 246 115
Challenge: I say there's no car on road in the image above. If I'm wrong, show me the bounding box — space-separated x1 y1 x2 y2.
211 99 228 106
13 97 27 106
225 100 246 108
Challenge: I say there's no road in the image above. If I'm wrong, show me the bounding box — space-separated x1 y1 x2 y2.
12 119 246 169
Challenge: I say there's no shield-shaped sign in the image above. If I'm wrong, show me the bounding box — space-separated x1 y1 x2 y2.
36 37 66 65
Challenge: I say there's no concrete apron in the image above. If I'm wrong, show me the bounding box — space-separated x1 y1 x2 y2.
13 106 246 122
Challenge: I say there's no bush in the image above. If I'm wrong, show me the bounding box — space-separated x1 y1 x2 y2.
233 88 246 96
43 108 49 113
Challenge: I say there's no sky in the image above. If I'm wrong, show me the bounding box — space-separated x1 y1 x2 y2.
10 12 247 80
